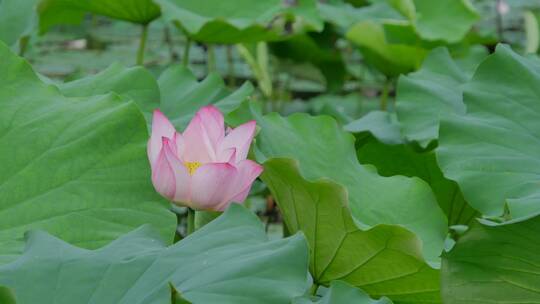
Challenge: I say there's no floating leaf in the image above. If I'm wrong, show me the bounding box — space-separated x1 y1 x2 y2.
0 42 175 264
0 205 310 304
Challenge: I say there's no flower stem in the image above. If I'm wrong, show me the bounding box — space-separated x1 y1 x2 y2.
136 23 149 66
187 207 195 235
310 283 319 296
182 37 191 67
226 45 236 87
380 80 390 111
207 44 216 73
18 36 29 57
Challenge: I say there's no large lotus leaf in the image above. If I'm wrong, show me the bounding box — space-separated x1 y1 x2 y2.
346 111 476 226
318 1 405 29
437 44 540 219
372 0 479 42
57 64 253 130
442 215 540 303
0 42 175 264
157 65 254 129
58 63 160 123
409 0 479 43
155 0 323 43
395 48 468 148
344 111 404 145
293 281 393 304
38 0 161 31
346 21 427 76
0 0 39 47
357 140 477 226
254 111 447 267
305 93 375 125
0 205 310 304
263 159 440 304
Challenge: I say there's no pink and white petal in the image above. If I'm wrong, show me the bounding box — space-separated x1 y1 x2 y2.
190 163 237 210
228 188 251 206
216 160 263 210
148 110 176 166
196 105 225 144
216 147 236 163
151 148 176 201
163 138 191 205
219 120 256 162
182 115 215 163
173 132 186 162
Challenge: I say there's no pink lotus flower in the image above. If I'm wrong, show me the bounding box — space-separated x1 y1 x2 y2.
148 106 263 211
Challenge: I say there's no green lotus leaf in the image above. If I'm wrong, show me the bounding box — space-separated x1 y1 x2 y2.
395 47 468 147
0 0 39 47
0 42 176 265
57 63 253 130
155 0 323 43
57 63 160 123
263 159 441 304
293 281 393 304
0 205 310 304
407 0 479 43
345 111 404 145
157 65 254 129
357 140 478 226
437 44 540 219
346 21 427 76
442 215 540 303
38 0 161 31
254 112 447 265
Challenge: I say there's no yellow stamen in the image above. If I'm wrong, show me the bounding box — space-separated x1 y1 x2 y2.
185 162 202 175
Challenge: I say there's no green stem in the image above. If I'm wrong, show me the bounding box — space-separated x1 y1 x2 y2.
282 221 291 237
187 207 195 235
236 43 273 103
164 26 177 62
136 23 149 66
226 45 236 87
182 37 191 67
207 44 216 73
187 208 196 235
256 42 273 100
18 36 29 57
380 80 390 111
310 283 319 296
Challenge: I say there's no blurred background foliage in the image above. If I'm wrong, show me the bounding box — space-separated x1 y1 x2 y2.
3 0 539 116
